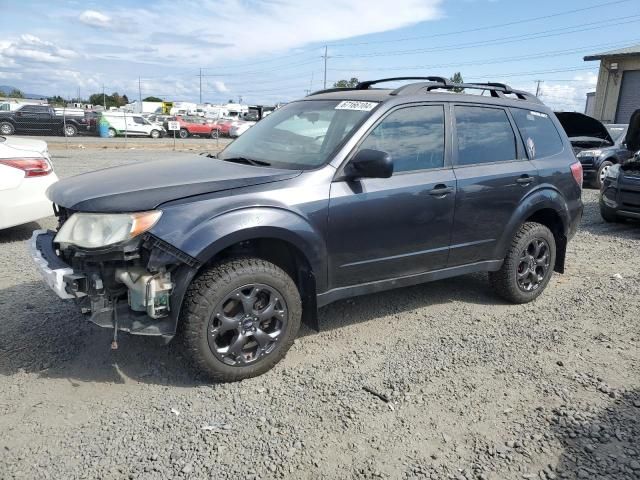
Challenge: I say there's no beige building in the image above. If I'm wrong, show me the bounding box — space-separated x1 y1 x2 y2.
584 45 640 123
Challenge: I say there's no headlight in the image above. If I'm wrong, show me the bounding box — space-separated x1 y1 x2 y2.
55 211 162 249
577 149 602 157
605 164 620 180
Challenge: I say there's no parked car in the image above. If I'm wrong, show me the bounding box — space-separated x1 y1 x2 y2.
0 104 89 137
0 136 57 229
229 120 256 138
167 115 218 139
30 77 583 382
554 112 634 189
101 112 166 138
212 119 236 136
600 109 640 222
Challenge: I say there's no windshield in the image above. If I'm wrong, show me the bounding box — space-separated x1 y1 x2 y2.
218 100 376 169
606 124 628 144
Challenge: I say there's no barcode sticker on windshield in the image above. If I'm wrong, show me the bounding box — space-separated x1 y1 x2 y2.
335 101 378 111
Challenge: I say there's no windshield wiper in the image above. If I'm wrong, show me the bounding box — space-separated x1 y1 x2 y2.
221 156 271 167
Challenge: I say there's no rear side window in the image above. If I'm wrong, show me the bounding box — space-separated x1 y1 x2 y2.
455 106 516 165
510 108 564 158
359 105 445 173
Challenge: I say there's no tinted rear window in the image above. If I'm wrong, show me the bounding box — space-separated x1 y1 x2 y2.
511 108 564 158
455 106 516 165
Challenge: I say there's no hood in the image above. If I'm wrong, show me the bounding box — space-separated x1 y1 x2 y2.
625 109 640 153
0 136 48 158
47 155 301 212
554 112 614 146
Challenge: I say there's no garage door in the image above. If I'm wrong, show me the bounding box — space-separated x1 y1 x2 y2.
615 70 640 123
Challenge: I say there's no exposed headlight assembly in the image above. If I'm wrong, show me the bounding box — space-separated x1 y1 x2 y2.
577 149 602 157
605 163 620 180
55 211 162 249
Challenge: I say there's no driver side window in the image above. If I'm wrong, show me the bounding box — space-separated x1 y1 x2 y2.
358 105 445 173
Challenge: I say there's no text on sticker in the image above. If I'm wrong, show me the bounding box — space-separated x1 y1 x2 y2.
335 101 378 111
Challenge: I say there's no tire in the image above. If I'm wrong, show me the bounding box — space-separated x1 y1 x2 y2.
210 129 218 139
179 128 189 139
107 128 117 138
489 222 556 304
63 124 77 137
0 122 15 135
182 257 302 382
150 129 160 139
595 160 614 189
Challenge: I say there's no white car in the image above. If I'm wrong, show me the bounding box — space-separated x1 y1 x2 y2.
229 121 256 138
0 136 58 230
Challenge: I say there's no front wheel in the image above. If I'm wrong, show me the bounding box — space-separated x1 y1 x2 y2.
150 129 160 139
0 122 14 135
210 129 219 139
107 128 116 138
489 222 556 304
179 128 189 139
595 160 614 189
182 257 302 382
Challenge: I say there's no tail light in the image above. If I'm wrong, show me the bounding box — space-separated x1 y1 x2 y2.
570 162 583 188
0 157 52 177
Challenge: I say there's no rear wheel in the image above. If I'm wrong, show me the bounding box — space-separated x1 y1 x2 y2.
182 257 301 382
210 129 219 139
489 222 556 304
0 122 14 135
150 129 160 139
63 124 77 137
107 128 116 138
179 128 189 139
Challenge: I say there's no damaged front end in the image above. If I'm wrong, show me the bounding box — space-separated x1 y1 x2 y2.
30 207 200 342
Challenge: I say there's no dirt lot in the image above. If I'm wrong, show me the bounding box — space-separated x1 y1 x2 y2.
0 150 638 480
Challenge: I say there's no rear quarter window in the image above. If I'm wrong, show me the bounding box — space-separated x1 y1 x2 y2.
510 108 564 159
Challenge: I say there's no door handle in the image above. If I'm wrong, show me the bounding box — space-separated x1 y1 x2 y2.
429 184 453 196
516 175 533 186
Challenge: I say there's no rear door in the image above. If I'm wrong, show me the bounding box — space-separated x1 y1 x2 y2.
448 104 538 266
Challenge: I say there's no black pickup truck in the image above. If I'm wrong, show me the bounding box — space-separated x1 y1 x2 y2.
0 104 89 137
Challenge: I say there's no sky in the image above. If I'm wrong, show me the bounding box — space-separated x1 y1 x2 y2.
0 0 639 111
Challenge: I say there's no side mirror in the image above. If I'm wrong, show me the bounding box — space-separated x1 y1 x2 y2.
345 149 393 180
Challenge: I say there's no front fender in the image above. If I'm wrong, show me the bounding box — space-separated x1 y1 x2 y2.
493 186 570 261
155 206 328 292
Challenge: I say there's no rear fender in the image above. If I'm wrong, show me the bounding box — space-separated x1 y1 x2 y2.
493 187 570 266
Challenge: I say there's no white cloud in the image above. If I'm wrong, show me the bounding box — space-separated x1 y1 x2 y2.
78 10 111 29
213 81 228 93
536 72 598 112
0 34 77 65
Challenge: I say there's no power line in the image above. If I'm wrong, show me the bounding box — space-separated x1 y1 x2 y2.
327 39 640 72
328 0 632 47
332 15 640 58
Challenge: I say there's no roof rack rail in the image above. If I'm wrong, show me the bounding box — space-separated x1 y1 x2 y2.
307 77 452 96
390 80 540 103
307 77 540 103
355 76 450 89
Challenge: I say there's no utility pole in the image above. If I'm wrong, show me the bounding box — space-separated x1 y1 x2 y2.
322 46 329 89
102 84 106 109
535 80 543 97
199 68 202 104
138 77 142 108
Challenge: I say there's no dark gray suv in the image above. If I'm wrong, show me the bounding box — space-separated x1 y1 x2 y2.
30 77 583 381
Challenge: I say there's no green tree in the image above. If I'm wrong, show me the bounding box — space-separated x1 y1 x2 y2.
333 77 359 88
450 72 464 92
0 90 6 97
47 95 66 106
143 96 163 102
8 89 24 98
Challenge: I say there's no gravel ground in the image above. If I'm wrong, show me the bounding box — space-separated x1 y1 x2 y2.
0 150 639 480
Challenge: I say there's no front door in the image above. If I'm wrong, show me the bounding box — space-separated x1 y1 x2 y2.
448 104 538 266
328 104 456 288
